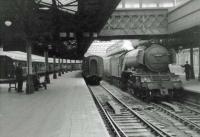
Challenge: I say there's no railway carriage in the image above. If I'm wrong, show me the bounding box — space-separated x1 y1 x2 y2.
82 55 103 85
0 51 67 83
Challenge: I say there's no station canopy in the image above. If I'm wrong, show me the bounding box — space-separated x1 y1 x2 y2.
1 0 190 59
0 0 120 59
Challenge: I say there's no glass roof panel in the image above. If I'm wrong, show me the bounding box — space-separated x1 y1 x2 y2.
125 0 140 8
59 0 75 5
40 0 52 4
38 0 78 14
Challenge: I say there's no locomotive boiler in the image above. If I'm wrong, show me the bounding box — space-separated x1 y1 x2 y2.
123 44 170 72
104 42 182 101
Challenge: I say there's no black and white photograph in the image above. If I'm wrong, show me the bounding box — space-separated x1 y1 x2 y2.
0 0 200 137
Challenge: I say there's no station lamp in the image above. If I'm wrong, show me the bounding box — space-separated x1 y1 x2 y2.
4 20 12 27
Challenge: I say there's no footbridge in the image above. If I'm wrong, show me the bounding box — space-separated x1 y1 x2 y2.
99 0 200 38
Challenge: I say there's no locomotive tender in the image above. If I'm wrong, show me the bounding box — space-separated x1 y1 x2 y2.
82 55 103 85
104 42 182 100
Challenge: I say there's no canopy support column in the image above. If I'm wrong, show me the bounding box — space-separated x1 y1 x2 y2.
65 59 68 72
58 58 61 76
44 50 50 83
53 56 57 79
190 47 195 79
26 42 34 94
70 60 72 71
62 59 64 74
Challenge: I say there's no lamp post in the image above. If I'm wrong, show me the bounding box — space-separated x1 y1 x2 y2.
44 45 51 83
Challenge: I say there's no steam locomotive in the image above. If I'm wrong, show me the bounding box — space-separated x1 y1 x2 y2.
104 42 182 100
82 55 103 85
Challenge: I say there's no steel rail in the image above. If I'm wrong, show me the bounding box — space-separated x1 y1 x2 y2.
152 103 200 133
175 101 200 115
182 100 200 110
105 110 128 137
101 85 173 137
88 86 123 137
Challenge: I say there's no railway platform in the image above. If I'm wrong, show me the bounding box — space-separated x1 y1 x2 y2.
181 77 200 93
179 76 200 104
0 71 109 137
170 65 200 93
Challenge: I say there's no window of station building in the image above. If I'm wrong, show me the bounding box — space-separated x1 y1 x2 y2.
116 0 191 9
158 0 175 8
125 0 140 9
142 3 157 8
159 3 174 8
141 0 158 8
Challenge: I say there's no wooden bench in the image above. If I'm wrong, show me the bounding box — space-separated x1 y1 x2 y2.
33 75 47 91
8 79 17 92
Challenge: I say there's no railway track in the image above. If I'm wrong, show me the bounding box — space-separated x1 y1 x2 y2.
89 85 173 137
151 101 200 136
100 81 200 137
175 102 200 126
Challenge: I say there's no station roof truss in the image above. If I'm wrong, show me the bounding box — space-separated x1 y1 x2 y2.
0 0 120 59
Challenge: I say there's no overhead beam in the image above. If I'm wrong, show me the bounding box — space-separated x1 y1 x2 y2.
168 0 200 33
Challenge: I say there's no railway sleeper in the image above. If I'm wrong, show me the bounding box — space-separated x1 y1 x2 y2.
113 116 138 120
126 132 154 137
110 115 133 118
121 126 147 130
123 128 150 133
115 120 139 124
117 123 143 126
